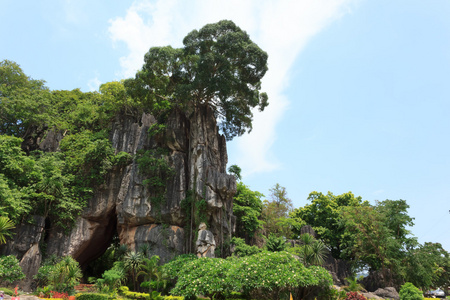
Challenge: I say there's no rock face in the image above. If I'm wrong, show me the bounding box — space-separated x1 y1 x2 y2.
2 105 236 290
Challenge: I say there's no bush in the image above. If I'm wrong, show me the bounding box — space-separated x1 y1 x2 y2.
227 251 332 300
76 293 110 300
0 255 25 283
0 287 15 296
164 251 332 300
230 237 262 257
170 257 232 299
160 296 183 300
34 256 82 294
265 234 286 252
162 254 197 280
399 282 423 300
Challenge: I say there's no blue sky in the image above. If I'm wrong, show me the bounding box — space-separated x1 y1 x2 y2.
1 0 449 250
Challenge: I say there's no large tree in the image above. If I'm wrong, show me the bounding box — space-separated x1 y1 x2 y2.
291 191 365 257
125 20 269 140
0 60 50 138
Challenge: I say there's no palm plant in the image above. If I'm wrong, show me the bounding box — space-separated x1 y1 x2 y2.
123 251 144 291
298 233 328 266
0 216 15 244
308 239 328 266
154 268 169 294
114 244 129 260
137 255 160 293
139 243 151 257
48 256 82 294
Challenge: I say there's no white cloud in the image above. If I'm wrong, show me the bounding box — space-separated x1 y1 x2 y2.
108 0 358 175
87 77 102 92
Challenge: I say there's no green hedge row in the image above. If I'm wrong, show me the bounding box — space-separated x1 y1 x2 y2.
76 293 109 300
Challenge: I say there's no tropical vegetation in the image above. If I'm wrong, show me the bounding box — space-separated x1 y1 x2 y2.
0 19 449 300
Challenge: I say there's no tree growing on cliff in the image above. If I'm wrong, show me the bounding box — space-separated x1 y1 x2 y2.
125 20 269 140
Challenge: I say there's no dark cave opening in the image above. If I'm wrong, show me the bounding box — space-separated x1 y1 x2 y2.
76 210 119 281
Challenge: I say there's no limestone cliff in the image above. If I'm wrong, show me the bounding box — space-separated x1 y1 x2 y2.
2 105 236 289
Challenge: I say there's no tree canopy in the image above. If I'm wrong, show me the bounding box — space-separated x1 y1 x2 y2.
125 20 269 140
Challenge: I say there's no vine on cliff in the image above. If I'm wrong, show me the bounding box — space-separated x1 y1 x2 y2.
136 147 174 219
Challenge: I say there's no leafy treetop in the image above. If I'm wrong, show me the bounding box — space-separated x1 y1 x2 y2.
125 20 269 140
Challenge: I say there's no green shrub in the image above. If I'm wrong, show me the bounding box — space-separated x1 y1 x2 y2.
170 257 232 299
0 255 25 283
76 293 110 300
399 282 423 300
35 256 82 294
162 254 197 279
318 286 347 300
165 251 332 300
160 296 183 300
265 233 287 252
0 287 15 296
230 237 262 257
227 251 332 300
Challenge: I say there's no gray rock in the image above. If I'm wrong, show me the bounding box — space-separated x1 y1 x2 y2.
1 105 236 286
362 292 383 299
374 287 399 300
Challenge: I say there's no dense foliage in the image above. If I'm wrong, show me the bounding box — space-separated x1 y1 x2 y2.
232 182 264 243
0 60 134 230
2 20 449 299
0 255 25 283
291 191 365 257
398 282 423 300
126 20 268 140
163 251 332 300
35 256 82 294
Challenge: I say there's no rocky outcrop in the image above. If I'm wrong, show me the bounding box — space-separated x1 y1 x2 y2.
2 105 236 290
373 287 399 300
196 223 216 258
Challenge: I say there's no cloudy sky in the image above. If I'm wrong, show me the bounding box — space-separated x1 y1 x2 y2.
1 0 449 250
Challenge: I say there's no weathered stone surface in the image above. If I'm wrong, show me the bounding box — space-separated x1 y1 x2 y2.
362 292 383 299
1 215 45 259
361 269 397 292
300 225 317 237
373 287 399 300
127 224 185 263
19 244 42 290
2 105 236 289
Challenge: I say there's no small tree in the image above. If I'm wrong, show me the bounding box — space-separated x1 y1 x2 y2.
46 256 82 294
123 251 144 291
137 256 160 294
96 263 125 293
